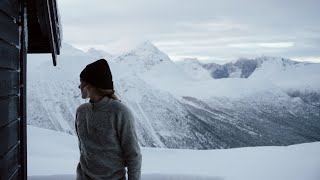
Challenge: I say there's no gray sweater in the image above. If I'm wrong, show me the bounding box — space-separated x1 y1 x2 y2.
75 97 142 180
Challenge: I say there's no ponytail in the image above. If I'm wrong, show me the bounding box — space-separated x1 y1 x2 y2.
88 84 120 101
96 88 120 101
97 88 119 100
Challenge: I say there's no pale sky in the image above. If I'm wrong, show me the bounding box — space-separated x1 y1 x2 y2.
58 0 320 62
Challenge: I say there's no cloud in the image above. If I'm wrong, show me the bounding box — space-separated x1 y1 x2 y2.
57 0 320 62
227 42 295 48
292 56 320 63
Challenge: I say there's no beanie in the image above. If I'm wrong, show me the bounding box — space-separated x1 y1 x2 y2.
80 59 114 89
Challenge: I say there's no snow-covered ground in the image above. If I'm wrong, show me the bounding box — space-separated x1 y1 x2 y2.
28 125 320 180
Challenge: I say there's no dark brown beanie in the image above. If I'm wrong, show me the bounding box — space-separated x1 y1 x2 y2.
80 59 114 89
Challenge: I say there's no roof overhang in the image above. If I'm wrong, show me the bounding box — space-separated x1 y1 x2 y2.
27 0 61 66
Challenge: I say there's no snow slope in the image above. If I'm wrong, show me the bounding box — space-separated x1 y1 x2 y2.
28 125 320 180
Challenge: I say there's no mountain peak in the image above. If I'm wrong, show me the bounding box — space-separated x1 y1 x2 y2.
133 41 161 54
115 41 174 71
86 48 113 61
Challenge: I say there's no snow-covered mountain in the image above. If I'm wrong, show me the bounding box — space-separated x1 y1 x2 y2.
27 42 320 149
201 57 302 79
114 41 176 72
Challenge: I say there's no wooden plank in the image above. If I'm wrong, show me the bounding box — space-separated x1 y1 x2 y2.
0 10 20 46
0 70 19 97
0 96 19 128
0 120 19 157
0 0 20 20
0 144 20 180
9 167 20 180
0 39 20 70
20 5 27 180
8 167 20 180
19 5 27 180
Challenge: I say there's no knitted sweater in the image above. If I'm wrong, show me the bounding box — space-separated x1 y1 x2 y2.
75 97 142 180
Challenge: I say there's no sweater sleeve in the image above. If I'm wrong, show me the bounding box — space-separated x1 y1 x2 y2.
117 107 142 180
75 112 80 151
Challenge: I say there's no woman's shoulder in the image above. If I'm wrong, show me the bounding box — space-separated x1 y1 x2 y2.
110 100 132 114
76 102 90 113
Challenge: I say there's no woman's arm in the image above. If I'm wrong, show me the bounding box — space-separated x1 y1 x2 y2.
117 107 142 180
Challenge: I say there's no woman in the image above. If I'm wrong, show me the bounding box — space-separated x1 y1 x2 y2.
75 59 142 180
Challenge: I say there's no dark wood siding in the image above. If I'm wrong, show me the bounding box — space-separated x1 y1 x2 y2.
0 1 24 180
0 96 19 128
0 143 20 180
0 40 20 70
1 0 60 179
0 71 19 96
0 120 19 157
0 10 20 47
0 0 20 20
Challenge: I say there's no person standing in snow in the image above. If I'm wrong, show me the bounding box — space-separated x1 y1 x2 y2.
75 59 142 180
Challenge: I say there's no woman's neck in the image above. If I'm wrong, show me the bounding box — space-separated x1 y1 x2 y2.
89 94 104 103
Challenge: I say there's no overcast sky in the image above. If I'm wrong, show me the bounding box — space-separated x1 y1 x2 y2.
58 0 320 62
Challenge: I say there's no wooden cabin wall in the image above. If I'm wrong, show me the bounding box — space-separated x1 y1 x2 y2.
0 0 27 179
